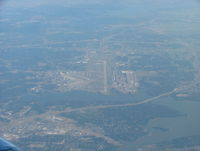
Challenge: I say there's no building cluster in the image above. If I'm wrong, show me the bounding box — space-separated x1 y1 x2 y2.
112 70 138 94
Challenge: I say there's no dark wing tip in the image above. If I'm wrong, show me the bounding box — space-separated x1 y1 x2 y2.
0 138 21 151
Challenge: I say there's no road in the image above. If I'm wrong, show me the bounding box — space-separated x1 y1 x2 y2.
55 88 178 114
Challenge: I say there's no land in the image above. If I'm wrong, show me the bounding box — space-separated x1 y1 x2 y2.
0 0 200 151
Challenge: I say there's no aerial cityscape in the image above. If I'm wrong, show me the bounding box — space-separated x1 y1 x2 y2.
0 0 200 151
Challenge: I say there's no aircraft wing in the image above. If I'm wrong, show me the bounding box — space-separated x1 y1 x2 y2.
0 138 21 151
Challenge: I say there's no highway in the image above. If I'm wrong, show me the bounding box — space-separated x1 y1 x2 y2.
55 88 179 114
